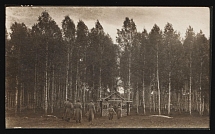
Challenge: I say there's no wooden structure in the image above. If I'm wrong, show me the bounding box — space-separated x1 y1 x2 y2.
97 91 132 117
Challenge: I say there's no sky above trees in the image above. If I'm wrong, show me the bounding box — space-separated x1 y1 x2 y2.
6 6 210 43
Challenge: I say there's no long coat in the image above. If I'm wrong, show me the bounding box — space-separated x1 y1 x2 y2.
63 101 73 120
116 107 122 119
74 102 82 123
108 107 116 120
88 102 96 122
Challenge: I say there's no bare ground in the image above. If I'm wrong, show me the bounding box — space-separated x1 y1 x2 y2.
5 110 210 129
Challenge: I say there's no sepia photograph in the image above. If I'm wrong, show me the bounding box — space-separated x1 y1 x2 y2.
5 6 210 129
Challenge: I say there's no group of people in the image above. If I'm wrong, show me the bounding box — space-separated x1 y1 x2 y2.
108 105 122 120
62 99 122 124
62 99 83 123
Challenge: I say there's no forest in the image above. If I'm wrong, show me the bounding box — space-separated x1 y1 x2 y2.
5 11 210 116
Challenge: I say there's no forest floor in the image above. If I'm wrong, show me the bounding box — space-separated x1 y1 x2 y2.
5 109 210 129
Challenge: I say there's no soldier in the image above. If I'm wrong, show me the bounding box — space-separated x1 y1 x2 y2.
62 99 73 122
62 99 68 119
116 105 122 119
108 105 116 120
74 99 82 123
87 100 96 124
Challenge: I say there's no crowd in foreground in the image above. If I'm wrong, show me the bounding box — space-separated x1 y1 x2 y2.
62 99 122 124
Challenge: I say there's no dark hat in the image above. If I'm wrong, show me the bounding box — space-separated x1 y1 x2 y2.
77 99 80 102
90 100 93 102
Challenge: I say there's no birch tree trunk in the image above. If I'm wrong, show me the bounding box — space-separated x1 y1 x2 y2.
168 72 171 115
153 89 155 112
75 55 79 103
136 83 139 114
15 76 19 115
69 49 73 102
45 43 48 115
202 95 204 115
99 47 103 100
19 83 23 112
178 92 181 114
57 78 61 109
48 76 51 111
83 85 86 112
34 61 37 113
65 46 70 101
99 67 102 99
142 71 146 115
199 61 203 115
51 65 54 113
189 52 192 115
128 51 131 101
157 43 161 115
92 65 95 101
195 90 198 112
27 90 30 109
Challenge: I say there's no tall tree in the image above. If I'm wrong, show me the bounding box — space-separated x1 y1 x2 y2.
117 17 137 101
95 20 105 100
76 20 88 106
131 32 142 114
35 11 62 114
163 23 182 115
87 20 105 101
148 24 162 115
62 16 76 101
140 29 149 115
9 22 28 114
183 26 195 115
194 30 209 115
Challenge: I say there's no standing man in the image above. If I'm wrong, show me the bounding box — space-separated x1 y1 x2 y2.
62 99 69 120
62 99 73 122
108 104 116 120
74 99 82 123
116 105 122 119
87 100 96 124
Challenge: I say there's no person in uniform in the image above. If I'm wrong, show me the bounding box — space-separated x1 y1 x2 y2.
108 105 116 120
87 100 96 124
74 99 82 123
116 105 122 119
62 99 69 119
62 99 73 122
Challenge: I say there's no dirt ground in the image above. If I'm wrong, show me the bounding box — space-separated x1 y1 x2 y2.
5 109 210 129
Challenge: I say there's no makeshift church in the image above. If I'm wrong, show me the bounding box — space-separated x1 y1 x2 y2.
97 91 132 117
